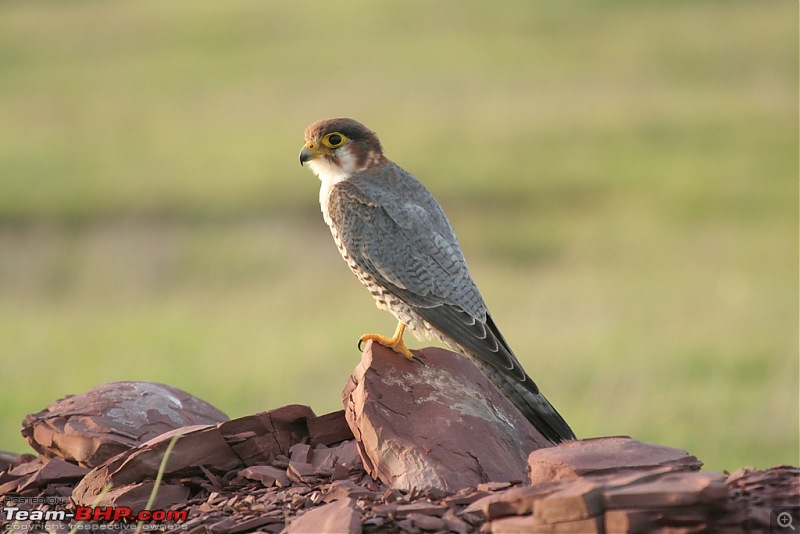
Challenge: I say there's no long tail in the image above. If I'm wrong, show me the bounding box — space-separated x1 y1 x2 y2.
411 305 576 443
471 357 576 444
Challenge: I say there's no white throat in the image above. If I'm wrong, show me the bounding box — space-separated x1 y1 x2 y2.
307 147 361 219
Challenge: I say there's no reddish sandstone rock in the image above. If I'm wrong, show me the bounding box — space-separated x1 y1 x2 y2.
286 498 361 534
22 381 228 468
527 436 702 484
3 386 796 533
343 341 554 491
72 404 318 509
469 467 733 533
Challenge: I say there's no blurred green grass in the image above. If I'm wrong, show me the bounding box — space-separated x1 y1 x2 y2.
0 1 796 472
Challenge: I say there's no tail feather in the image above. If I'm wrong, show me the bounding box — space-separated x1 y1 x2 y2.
471 358 576 443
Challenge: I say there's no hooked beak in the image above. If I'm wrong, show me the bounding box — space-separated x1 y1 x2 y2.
299 144 320 166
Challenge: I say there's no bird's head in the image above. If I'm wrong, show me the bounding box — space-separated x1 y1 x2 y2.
299 118 387 181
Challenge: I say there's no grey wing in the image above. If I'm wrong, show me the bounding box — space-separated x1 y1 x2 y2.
328 171 533 387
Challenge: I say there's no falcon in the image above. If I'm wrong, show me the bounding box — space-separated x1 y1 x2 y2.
299 118 576 443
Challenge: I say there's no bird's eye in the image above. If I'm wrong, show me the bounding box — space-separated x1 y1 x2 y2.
322 132 346 148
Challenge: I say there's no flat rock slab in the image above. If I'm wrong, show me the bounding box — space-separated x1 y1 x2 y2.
488 514 604 533
528 436 702 484
286 498 361 534
471 468 733 533
22 382 229 468
344 341 553 492
603 470 728 508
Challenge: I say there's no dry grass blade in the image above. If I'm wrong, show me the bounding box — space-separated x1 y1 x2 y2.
68 482 113 534
134 431 184 534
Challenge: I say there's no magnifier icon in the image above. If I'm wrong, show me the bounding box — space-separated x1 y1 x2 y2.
778 511 795 530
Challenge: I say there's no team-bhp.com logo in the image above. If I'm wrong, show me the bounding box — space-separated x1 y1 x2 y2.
3 500 187 530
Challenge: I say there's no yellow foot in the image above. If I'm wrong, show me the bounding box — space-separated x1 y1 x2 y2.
358 322 415 361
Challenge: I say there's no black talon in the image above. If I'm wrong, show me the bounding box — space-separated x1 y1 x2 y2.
411 353 425 365
357 339 365 352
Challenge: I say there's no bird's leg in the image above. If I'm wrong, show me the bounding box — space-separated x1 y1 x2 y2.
358 321 416 361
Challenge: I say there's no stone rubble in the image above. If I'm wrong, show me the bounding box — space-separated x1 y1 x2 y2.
1 345 797 533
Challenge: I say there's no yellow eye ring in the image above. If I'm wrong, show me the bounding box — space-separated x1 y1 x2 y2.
322 132 347 148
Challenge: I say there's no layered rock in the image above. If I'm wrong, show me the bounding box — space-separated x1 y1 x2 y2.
1 348 796 533
22 381 228 468
343 341 553 491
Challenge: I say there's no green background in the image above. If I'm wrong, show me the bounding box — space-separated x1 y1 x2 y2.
1 1 797 472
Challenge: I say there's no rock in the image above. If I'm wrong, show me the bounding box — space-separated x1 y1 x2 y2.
287 460 318 484
0 457 90 495
22 381 228 468
240 465 291 487
602 471 729 508
601 470 743 532
477 481 513 492
72 405 317 508
23 457 89 485
465 483 561 519
343 341 553 492
289 442 314 464
286 498 361 534
468 466 735 533
0 451 18 472
328 440 362 472
5 379 796 533
307 410 354 446
3 414 796 533
408 512 448 531
310 440 362 479
488 514 604 533
728 465 800 529
90 480 190 513
535 478 605 522
442 509 472 534
218 405 315 466
72 424 240 508
528 436 702 484
324 479 380 501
